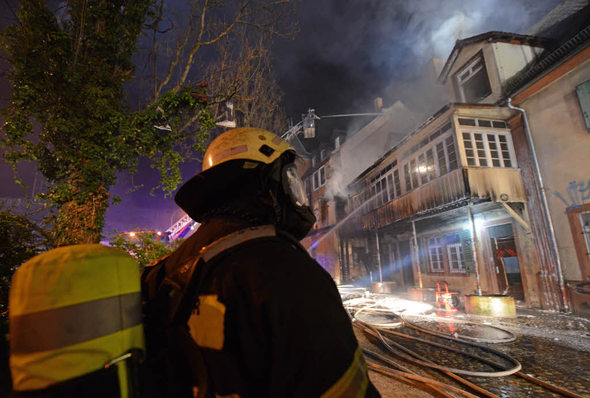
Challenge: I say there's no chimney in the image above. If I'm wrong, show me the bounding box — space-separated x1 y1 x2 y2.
374 97 383 113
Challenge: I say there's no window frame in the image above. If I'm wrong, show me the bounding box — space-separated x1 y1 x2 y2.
454 52 492 103
461 130 517 168
368 165 401 207
447 242 466 273
428 237 444 273
401 130 458 193
312 165 326 191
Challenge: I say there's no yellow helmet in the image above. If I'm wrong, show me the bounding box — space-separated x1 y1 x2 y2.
175 127 297 222
202 127 294 171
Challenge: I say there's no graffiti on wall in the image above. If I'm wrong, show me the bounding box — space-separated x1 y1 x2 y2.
554 179 590 212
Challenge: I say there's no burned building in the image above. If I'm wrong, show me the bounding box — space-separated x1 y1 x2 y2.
317 2 590 314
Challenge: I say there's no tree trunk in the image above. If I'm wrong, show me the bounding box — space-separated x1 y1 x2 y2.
54 187 109 246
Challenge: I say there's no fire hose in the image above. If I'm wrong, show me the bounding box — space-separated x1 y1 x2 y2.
400 313 517 344
347 299 585 397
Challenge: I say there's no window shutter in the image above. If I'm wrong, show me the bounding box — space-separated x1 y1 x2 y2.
419 257 427 274
576 80 590 132
459 230 476 273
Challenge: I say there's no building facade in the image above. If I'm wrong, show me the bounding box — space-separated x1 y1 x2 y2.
299 2 590 314
331 5 590 313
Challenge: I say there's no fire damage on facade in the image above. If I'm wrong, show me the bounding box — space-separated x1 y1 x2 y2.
300 3 590 316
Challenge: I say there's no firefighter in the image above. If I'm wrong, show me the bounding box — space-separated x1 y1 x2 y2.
142 127 380 397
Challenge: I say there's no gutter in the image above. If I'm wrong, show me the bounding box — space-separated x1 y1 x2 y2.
507 99 569 312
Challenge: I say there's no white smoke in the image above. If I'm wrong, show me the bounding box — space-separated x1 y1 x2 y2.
429 10 484 58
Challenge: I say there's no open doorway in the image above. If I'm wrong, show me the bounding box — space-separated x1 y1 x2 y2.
489 224 524 300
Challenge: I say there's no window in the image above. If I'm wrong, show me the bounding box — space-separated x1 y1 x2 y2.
436 142 447 175
426 149 436 181
403 163 411 192
447 244 466 273
400 131 458 193
369 165 401 207
428 237 444 272
312 166 326 190
462 131 515 168
458 117 507 128
393 169 401 198
386 174 394 201
410 159 419 189
455 53 491 103
445 233 466 273
458 118 476 126
447 137 458 171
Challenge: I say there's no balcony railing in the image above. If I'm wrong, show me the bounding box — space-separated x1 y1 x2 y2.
349 167 525 231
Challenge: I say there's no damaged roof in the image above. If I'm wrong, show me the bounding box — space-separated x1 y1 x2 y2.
503 4 590 98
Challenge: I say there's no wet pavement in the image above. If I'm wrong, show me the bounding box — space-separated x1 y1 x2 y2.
346 293 590 397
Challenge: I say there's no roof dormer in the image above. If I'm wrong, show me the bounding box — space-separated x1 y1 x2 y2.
438 32 547 104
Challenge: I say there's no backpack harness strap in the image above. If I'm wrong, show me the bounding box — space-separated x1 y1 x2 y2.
144 225 289 398
167 224 279 324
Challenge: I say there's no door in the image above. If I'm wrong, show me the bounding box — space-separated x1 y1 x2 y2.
490 234 524 300
398 240 414 287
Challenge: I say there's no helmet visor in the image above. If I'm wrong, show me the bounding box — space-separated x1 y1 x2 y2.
284 165 309 208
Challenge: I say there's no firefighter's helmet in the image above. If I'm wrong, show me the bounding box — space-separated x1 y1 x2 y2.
175 127 312 234
201 127 295 171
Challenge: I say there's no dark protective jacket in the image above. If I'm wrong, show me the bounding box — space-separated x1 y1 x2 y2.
142 217 380 398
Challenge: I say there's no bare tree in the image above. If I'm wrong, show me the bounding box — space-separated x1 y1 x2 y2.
141 0 295 134
206 31 289 133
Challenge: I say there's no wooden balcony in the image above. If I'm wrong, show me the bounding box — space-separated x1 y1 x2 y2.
356 167 526 231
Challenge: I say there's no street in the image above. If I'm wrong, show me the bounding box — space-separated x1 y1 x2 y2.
346 293 590 397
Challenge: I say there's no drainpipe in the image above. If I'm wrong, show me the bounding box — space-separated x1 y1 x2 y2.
467 205 483 296
507 98 569 312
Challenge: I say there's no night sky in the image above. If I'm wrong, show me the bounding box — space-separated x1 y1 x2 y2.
0 0 562 235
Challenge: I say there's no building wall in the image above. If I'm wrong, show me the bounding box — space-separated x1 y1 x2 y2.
491 42 543 85
412 208 540 307
417 218 480 296
519 59 590 282
303 155 343 281
508 113 562 310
